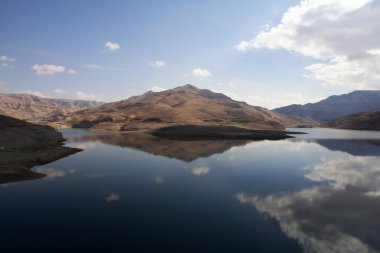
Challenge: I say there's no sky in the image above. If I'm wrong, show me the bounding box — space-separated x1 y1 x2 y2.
1 0 379 109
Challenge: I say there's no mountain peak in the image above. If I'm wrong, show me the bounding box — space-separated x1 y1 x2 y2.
174 84 199 91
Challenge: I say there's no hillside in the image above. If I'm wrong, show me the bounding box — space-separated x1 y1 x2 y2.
327 111 380 131
63 84 306 131
0 93 103 122
273 90 380 122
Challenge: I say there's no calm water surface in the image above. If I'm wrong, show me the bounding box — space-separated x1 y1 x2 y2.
1 128 380 252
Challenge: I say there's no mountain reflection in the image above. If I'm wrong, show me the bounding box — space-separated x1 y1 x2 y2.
312 139 380 156
65 133 250 162
237 155 380 253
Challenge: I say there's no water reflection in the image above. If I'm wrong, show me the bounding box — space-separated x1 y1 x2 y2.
65 133 250 162
2 128 380 252
237 155 380 253
311 139 380 156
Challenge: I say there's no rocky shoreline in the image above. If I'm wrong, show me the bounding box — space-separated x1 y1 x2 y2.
0 115 81 184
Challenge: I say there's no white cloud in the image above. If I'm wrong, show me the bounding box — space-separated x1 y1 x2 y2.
235 0 380 89
150 60 166 68
66 68 76 75
105 193 120 202
191 68 212 78
14 90 45 97
53 88 66 94
0 55 16 62
104 41 120 51
192 166 211 176
0 55 16 68
150 86 166 92
75 91 97 100
32 64 74 75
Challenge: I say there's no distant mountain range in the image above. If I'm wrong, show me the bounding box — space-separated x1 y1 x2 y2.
0 93 103 121
327 111 380 131
273 90 380 123
2 87 379 132
63 84 308 131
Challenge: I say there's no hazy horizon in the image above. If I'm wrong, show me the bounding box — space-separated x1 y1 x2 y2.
1 0 379 109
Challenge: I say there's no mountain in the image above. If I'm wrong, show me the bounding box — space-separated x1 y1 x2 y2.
273 90 380 123
327 111 380 130
0 93 103 122
64 84 302 132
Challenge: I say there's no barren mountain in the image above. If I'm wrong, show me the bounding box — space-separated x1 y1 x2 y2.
64 84 305 131
273 90 380 122
327 111 380 131
0 93 103 122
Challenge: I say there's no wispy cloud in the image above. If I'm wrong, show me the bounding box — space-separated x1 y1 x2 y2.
32 64 76 76
66 69 76 75
14 90 45 97
83 64 116 71
0 55 16 68
75 91 97 100
53 88 66 94
150 60 166 68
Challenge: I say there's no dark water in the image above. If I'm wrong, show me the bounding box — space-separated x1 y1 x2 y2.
1 128 380 253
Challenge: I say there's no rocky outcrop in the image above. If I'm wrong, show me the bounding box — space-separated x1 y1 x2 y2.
0 115 81 184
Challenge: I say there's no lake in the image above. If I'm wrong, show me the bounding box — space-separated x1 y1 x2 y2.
1 128 380 252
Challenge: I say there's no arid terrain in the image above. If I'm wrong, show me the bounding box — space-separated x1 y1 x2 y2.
327 111 380 131
50 84 315 132
0 93 102 128
274 90 380 122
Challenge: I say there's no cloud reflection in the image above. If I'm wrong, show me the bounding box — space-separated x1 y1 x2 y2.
191 166 211 176
105 193 120 203
236 156 380 253
151 176 165 185
34 167 76 180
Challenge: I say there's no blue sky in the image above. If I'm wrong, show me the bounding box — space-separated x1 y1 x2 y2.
1 0 379 108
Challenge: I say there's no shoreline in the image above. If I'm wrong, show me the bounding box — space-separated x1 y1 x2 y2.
149 125 304 141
